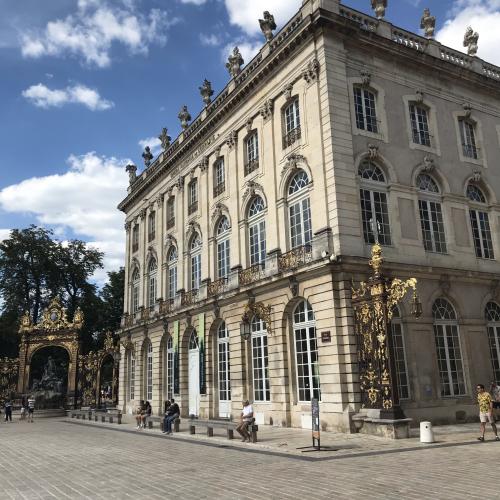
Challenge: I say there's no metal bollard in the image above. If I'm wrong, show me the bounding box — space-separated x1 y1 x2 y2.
420 421 435 443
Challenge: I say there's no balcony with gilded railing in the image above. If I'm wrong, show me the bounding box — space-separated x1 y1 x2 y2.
181 289 198 307
278 245 313 273
244 159 259 177
213 182 225 198
207 277 228 298
239 263 265 286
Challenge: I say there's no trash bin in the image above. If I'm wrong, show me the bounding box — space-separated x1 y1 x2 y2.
420 421 435 443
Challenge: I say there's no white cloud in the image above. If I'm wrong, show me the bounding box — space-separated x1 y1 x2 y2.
223 0 301 36
436 0 500 65
138 136 162 157
0 229 11 241
0 152 129 284
22 83 114 111
200 33 221 46
21 1 175 67
180 0 207 4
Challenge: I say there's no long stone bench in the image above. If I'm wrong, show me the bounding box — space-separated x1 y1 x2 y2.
146 415 180 432
188 418 258 443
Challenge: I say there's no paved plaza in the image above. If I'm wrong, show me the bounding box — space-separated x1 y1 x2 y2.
0 418 498 499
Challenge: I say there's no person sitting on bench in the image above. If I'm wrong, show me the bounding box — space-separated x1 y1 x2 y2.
141 401 152 428
162 398 180 435
135 400 145 429
236 400 253 442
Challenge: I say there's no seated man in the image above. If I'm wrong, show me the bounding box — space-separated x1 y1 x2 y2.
162 398 180 435
236 400 253 442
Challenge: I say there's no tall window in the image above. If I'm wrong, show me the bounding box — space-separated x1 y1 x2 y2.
354 87 378 133
248 196 266 266
190 233 202 290
251 316 270 402
217 322 231 404
148 259 157 307
283 98 301 148
213 159 225 197
459 119 478 159
216 217 230 279
417 173 447 253
132 268 140 313
433 298 466 397
293 300 320 402
148 211 156 242
409 103 431 146
486 302 500 383
127 349 135 401
132 225 139 253
245 132 259 176
390 307 410 400
146 342 153 401
358 160 391 245
467 183 494 259
167 246 178 300
188 179 198 215
165 337 174 400
166 197 175 229
288 170 312 249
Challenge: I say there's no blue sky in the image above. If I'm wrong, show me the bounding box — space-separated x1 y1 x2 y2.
0 0 498 282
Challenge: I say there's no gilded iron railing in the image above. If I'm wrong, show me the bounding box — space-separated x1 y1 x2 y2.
278 245 312 272
244 159 259 176
181 290 198 307
239 264 265 286
282 127 301 148
208 278 227 297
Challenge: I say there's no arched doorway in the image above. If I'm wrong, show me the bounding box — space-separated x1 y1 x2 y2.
29 346 70 409
188 331 200 417
99 355 114 408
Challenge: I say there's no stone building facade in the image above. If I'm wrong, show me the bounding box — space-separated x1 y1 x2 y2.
117 0 500 431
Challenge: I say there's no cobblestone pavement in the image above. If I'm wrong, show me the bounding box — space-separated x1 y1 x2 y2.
0 419 498 499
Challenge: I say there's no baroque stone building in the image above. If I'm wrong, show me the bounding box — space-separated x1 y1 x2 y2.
118 0 500 431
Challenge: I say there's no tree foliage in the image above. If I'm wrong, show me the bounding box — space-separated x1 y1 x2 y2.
0 226 124 356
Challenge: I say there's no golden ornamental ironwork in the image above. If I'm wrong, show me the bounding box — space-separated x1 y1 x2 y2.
208 278 227 297
244 302 273 335
278 245 312 272
239 265 264 286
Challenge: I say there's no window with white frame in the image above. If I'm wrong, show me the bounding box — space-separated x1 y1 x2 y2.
132 268 140 313
146 342 153 401
248 196 266 267
433 298 466 397
217 322 231 404
354 87 378 133
213 158 225 197
148 211 156 242
132 225 139 253
416 173 447 253
293 300 320 402
251 316 270 402
165 337 174 400
245 132 259 176
390 306 410 400
467 183 494 259
486 302 500 383
409 103 431 147
166 197 175 229
167 246 178 300
127 349 135 401
459 119 478 159
190 233 202 290
188 179 198 215
288 170 312 249
358 160 391 245
148 259 157 307
283 98 301 148
216 217 230 279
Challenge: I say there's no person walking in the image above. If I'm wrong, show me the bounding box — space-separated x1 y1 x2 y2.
4 399 12 422
27 396 35 423
477 384 499 441
162 398 180 435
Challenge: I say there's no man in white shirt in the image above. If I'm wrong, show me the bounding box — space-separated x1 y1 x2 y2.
236 400 253 442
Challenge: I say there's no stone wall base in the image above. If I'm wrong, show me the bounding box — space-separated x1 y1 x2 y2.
352 413 412 439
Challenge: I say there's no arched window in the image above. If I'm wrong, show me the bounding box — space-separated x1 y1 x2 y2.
167 246 178 300
190 233 202 290
217 322 231 408
409 102 431 146
132 268 140 313
148 258 157 307
416 173 447 254
251 316 270 402
466 183 494 259
390 306 409 400
433 298 466 397
486 302 500 383
145 342 153 401
293 300 320 402
248 196 266 266
353 86 378 133
165 337 174 400
358 160 391 245
287 170 312 249
127 348 135 401
216 217 230 279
